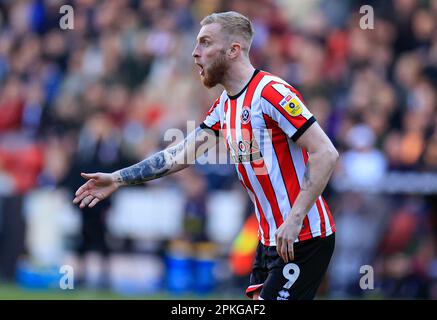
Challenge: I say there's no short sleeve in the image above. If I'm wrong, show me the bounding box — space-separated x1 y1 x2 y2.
200 96 221 136
261 82 316 141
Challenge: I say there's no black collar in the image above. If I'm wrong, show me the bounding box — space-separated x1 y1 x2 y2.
227 69 260 100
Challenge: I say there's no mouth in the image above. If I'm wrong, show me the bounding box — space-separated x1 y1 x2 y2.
196 63 205 76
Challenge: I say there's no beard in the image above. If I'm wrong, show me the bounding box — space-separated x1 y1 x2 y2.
201 50 228 88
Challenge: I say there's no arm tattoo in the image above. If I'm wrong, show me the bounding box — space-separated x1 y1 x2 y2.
168 142 185 158
301 163 312 191
120 151 172 185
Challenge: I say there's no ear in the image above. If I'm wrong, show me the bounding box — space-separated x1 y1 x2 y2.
228 42 242 59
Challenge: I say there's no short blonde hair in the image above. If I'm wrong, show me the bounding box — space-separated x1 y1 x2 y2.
200 11 254 53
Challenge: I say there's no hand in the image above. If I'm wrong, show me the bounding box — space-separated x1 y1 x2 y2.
275 219 303 263
73 172 120 209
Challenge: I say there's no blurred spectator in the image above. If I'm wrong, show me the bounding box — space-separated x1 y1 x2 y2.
60 112 131 289
333 124 387 190
176 167 209 243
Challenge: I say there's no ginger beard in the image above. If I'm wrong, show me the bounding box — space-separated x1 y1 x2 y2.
200 49 229 88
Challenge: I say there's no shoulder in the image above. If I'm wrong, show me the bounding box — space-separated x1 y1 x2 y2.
206 91 227 115
259 77 307 111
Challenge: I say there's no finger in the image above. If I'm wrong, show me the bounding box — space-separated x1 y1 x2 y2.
73 190 90 204
275 235 281 256
277 237 286 263
75 179 98 197
288 240 294 261
89 197 100 208
81 172 99 180
282 241 289 263
75 179 94 196
80 195 94 209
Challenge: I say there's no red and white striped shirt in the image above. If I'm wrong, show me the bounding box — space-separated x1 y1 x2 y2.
201 69 335 246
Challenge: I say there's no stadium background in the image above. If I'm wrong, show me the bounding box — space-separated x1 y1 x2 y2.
0 0 437 299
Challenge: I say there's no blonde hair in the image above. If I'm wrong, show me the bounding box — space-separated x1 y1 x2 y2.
200 11 254 54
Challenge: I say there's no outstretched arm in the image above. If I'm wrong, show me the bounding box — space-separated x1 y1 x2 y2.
73 127 218 208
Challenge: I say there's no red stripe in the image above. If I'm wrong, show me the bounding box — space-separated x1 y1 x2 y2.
238 163 270 245
263 114 312 241
261 81 308 128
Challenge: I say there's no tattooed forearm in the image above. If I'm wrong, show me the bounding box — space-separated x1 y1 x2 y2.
168 142 185 158
114 126 218 186
119 151 172 185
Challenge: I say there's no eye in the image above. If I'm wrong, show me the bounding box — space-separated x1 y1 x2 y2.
200 39 210 47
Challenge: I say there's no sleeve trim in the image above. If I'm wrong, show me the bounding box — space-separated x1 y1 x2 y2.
291 116 316 142
200 122 220 137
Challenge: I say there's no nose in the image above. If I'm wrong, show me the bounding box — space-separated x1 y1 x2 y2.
192 44 200 58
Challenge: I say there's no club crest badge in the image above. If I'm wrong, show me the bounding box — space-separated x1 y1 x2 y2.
241 106 251 124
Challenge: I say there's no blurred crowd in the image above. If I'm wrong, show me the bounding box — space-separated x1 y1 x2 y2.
0 0 437 299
